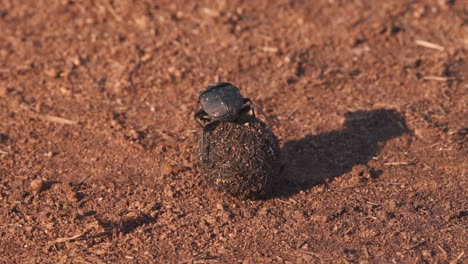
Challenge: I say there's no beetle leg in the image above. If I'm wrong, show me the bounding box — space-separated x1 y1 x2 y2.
242 98 256 118
194 109 210 127
199 127 211 165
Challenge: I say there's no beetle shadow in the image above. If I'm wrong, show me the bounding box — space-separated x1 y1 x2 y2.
270 108 408 198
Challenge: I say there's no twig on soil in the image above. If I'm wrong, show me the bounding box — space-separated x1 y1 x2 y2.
366 201 380 206
261 46 279 53
384 162 412 166
77 175 90 185
298 249 320 256
52 231 88 244
420 142 441 149
104 1 123 22
384 161 414 166
437 245 448 258
51 222 98 244
277 199 292 205
192 258 219 264
354 193 380 206
449 251 465 264
359 216 378 220
286 105 299 120
407 239 426 251
415 40 445 51
0 223 23 227
52 123 65 136
284 224 300 241
289 198 298 204
74 256 105 264
423 76 456 81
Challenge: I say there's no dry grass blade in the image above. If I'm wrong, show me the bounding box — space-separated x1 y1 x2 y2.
20 105 78 125
423 76 456 81
299 249 320 256
35 114 78 125
415 40 445 51
449 251 465 264
438 245 448 257
51 222 98 244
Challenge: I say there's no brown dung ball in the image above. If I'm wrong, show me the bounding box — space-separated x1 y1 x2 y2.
198 114 280 199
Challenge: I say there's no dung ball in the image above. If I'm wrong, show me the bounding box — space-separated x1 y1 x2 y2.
198 114 280 199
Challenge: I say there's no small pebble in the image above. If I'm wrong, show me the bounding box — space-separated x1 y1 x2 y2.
30 178 45 195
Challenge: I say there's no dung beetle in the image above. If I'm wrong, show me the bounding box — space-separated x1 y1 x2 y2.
194 82 255 127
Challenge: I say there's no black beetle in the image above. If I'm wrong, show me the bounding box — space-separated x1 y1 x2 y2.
194 82 255 127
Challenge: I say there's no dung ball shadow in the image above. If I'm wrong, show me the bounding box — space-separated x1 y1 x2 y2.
272 108 408 198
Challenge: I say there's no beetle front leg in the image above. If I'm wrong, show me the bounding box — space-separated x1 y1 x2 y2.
242 98 256 118
194 109 211 127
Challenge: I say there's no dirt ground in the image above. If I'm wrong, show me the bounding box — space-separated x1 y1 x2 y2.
0 0 467 263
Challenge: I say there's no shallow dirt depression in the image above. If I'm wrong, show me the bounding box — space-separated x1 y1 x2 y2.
198 114 280 199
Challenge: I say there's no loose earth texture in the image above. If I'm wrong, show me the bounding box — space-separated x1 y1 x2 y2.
198 114 280 199
0 0 467 263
